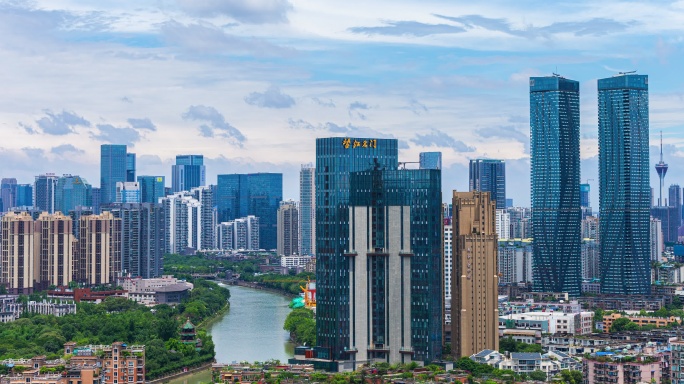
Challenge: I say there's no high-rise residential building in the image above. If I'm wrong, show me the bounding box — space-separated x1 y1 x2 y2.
104 203 165 279
315 137 399 362
498 239 533 285
451 191 499 358
34 212 74 290
469 159 506 209
651 206 680 243
215 173 282 250
530 75 581 297
650 218 664 262
55 175 92 214
15 184 33 208
74 211 121 285
1 178 17 212
444 220 453 313
1 212 35 294
138 176 166 204
299 164 316 256
172 155 205 192
598 74 650 295
68 206 93 238
216 216 259 251
582 216 599 240
161 188 212 253
496 209 511 240
100 145 128 204
345 163 442 363
116 182 141 203
277 200 299 256
581 239 600 281
419 151 442 170
126 153 136 182
34 174 58 214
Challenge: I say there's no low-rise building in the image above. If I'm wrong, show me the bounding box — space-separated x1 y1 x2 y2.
602 312 677 333
579 295 669 311
280 255 312 268
583 351 667 384
117 276 193 305
0 295 76 322
499 311 594 335
471 350 579 379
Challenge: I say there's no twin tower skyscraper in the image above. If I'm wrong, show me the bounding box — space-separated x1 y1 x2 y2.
530 74 650 297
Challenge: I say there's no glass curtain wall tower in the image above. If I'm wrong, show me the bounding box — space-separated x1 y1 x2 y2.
468 159 506 210
100 145 128 205
530 75 582 297
598 74 650 295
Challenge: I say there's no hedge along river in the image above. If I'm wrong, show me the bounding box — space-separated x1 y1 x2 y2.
207 283 296 364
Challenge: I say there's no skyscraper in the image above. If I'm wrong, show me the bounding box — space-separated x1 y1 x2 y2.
451 191 499 357
101 145 128 205
530 75 581 297
315 137 399 362
172 155 205 192
34 174 58 214
650 218 664 262
74 211 121 285
34 212 74 290
419 152 442 170
15 184 33 208
277 200 299 256
137 176 166 204
1 178 17 212
216 173 282 250
55 175 92 214
126 153 136 182
580 184 591 209
469 159 506 209
598 74 650 295
299 164 316 256
161 188 213 253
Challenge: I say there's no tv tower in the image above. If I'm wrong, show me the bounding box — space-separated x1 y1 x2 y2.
655 131 668 206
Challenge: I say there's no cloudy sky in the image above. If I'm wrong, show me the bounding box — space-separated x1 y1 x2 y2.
1 0 684 206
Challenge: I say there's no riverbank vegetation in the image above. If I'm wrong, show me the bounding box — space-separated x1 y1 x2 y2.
283 307 316 346
0 279 230 381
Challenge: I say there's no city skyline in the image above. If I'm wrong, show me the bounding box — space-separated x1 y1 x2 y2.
0 1 683 207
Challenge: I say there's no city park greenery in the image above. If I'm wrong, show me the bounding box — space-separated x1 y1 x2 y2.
283 307 316 346
0 276 230 380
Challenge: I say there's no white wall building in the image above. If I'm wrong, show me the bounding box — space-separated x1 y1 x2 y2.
444 223 452 311
581 216 599 240
496 209 510 240
499 311 594 335
581 239 600 280
116 182 141 203
651 217 664 262
498 239 533 284
280 255 312 268
216 215 260 251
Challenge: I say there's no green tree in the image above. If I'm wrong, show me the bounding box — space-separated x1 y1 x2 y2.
529 370 547 381
610 317 633 333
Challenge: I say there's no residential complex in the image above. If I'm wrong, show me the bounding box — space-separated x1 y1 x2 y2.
299 163 316 256
277 200 299 256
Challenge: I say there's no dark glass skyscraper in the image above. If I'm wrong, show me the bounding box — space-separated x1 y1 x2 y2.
100 145 128 204
216 173 282 250
469 159 506 209
34 174 58 213
172 155 205 192
0 178 17 212
138 176 166 203
55 175 92 214
315 137 398 362
580 184 590 208
126 153 136 182
530 75 581 297
15 184 33 208
419 152 442 170
598 74 650 295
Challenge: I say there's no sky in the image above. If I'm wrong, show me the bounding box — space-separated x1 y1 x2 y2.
1 0 684 207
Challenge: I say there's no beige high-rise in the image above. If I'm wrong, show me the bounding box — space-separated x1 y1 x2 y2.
75 212 121 285
1 212 35 294
34 212 75 290
451 191 499 358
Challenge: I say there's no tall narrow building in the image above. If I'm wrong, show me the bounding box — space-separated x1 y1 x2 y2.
469 159 506 209
1 178 18 212
530 75 581 297
1 212 35 294
277 200 299 256
451 191 499 358
172 155 205 192
34 212 74 290
34 174 58 214
126 153 136 182
299 164 316 256
598 74 650 295
100 145 128 205
74 211 121 285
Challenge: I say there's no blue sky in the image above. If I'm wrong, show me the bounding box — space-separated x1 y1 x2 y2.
1 0 684 206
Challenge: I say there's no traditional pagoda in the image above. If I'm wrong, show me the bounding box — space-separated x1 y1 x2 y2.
180 318 197 345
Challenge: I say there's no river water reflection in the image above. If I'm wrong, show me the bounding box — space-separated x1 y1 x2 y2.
207 284 295 364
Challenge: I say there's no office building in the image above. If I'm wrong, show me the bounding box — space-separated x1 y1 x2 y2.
496 209 511 240
299 164 316 256
91 188 101 214
34 212 74 290
15 184 33 208
469 159 506 209
216 216 259 251
1 212 35 294
137 176 166 204
100 145 128 204
1 178 17 212
115 182 141 203
277 200 299 256
74 211 121 285
126 153 136 182
651 218 664 262
419 151 442 170
345 163 442 363
580 183 591 209
172 155 205 192
598 74 650 295
34 174 58 214
104 203 165 279
581 239 600 281
314 137 399 363
216 173 282 250
530 75 582 297
452 191 499 358
55 175 92 214
498 239 533 285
